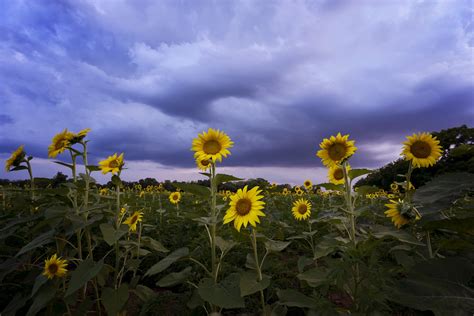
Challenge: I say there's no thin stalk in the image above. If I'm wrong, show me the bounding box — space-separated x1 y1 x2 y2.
210 163 217 283
251 229 265 312
342 162 355 244
426 231 433 258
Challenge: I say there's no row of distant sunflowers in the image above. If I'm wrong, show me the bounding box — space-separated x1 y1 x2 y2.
3 126 443 314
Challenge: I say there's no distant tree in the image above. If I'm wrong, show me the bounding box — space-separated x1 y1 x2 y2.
356 125 474 190
51 172 68 188
139 177 158 187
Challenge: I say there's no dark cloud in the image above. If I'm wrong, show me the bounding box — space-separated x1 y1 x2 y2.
0 0 473 181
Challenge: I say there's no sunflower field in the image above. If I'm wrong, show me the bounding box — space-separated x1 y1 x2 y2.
1 127 473 316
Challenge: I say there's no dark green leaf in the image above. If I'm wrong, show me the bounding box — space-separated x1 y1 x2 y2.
16 230 55 256
66 258 104 297
348 168 372 180
239 271 271 297
215 173 243 185
145 247 189 277
277 289 319 308
101 284 129 316
100 223 128 246
198 274 245 308
174 183 210 197
157 267 193 287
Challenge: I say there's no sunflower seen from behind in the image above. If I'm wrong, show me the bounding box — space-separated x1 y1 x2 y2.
169 191 181 204
328 164 351 185
5 145 25 172
402 132 442 168
223 185 265 232
48 129 74 158
292 198 312 221
43 254 68 279
123 210 144 232
317 133 357 167
99 153 124 175
191 128 233 163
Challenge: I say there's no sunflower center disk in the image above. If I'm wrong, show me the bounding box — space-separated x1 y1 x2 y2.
298 204 307 215
410 141 432 158
109 160 119 168
236 198 252 216
328 143 347 161
203 140 222 155
173 195 178 200
131 216 138 224
201 159 210 166
48 263 58 274
333 168 344 180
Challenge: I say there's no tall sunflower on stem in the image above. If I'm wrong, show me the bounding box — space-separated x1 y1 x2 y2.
223 185 267 312
5 145 35 206
190 128 234 312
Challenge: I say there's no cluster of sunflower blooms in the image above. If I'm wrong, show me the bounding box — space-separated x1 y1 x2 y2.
382 133 442 228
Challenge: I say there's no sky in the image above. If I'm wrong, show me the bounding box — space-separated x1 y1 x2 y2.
0 0 473 184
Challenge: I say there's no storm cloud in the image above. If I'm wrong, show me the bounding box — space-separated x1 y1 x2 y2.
0 0 473 183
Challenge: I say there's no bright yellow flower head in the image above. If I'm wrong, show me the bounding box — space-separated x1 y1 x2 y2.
282 188 289 196
43 254 68 279
390 183 399 191
195 155 212 171
48 129 74 158
292 198 312 221
317 133 357 167
402 132 442 168
99 153 124 175
384 199 420 229
5 145 25 172
328 164 350 185
123 210 144 232
303 180 312 190
70 128 91 144
169 191 181 204
223 185 265 232
191 128 233 163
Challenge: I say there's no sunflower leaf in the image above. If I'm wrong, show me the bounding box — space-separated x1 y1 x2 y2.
239 271 271 297
197 273 245 308
348 168 372 180
53 161 74 170
65 258 104 297
174 183 210 197
277 289 319 308
144 247 189 277
264 239 291 252
101 284 129 316
156 267 193 287
215 174 243 186
316 183 344 191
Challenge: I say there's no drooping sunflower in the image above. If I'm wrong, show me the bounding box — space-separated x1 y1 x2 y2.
292 198 312 221
169 191 181 204
223 185 265 232
99 153 124 175
195 155 212 171
191 128 234 163
303 180 313 190
328 164 351 185
48 129 74 158
384 199 420 229
70 128 91 144
317 133 357 167
123 210 144 232
43 254 68 279
402 132 442 168
5 145 25 172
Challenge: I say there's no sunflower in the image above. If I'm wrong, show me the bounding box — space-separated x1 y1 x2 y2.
223 185 265 232
5 145 25 172
384 199 420 229
139 191 145 198
282 188 289 196
402 132 442 168
292 198 312 220
169 191 181 204
191 128 234 163
317 133 357 167
43 254 68 279
70 128 91 144
328 164 351 185
390 183 399 191
303 180 312 190
295 190 304 196
48 129 74 158
195 155 212 171
123 210 144 232
99 153 124 175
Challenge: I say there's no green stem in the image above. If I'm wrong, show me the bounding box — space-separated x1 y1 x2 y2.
251 229 265 312
210 163 217 283
426 231 433 258
342 162 356 244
